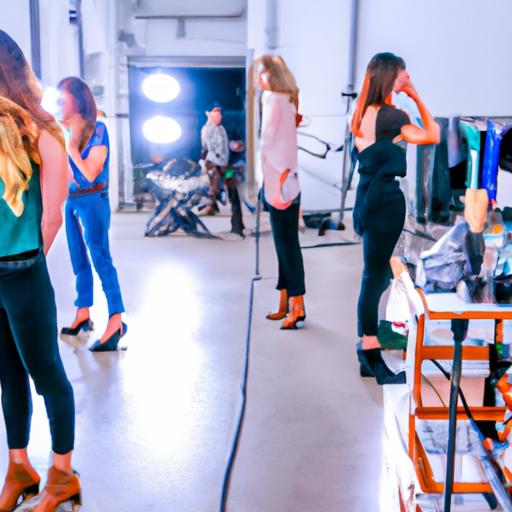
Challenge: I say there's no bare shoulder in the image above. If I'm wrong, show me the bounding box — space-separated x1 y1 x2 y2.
37 129 67 172
355 106 378 151
38 129 64 152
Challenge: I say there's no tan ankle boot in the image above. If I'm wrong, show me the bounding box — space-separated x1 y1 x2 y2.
0 461 40 512
281 295 306 330
31 467 81 512
266 290 288 320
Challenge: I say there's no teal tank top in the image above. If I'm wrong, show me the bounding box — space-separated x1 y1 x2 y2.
0 161 42 257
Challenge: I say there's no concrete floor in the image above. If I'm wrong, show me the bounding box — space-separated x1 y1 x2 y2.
0 211 390 512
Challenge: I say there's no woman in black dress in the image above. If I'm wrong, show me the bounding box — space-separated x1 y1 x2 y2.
351 53 439 384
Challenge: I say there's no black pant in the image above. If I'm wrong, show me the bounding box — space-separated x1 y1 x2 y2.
226 179 245 235
357 195 405 337
269 201 305 297
0 252 75 454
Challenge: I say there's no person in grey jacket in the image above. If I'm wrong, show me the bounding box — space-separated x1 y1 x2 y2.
200 107 245 238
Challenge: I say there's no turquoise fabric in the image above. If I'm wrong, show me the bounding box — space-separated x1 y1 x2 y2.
0 162 42 257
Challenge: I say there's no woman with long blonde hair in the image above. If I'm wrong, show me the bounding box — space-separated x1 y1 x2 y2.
256 55 306 329
0 31 80 512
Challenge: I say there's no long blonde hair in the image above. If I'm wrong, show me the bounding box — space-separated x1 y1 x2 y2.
255 54 299 105
0 96 40 217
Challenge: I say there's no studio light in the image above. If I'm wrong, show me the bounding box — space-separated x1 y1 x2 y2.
41 86 61 117
142 73 181 103
142 116 182 144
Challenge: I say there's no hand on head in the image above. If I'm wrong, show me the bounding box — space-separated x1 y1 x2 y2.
67 116 83 147
394 70 417 98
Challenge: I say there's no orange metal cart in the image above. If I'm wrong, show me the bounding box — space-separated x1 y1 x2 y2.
399 289 512 511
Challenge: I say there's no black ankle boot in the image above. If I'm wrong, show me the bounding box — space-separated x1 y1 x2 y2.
357 344 406 385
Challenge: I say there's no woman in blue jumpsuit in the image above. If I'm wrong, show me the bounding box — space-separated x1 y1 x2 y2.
58 77 126 352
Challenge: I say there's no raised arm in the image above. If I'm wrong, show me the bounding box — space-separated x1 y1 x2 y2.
68 143 107 184
398 79 440 145
38 130 69 254
68 121 108 183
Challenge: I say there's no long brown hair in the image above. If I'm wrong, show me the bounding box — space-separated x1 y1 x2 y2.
0 30 64 147
255 54 299 105
0 97 40 216
351 52 406 137
58 77 97 152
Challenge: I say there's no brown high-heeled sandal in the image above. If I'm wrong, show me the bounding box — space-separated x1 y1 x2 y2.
281 295 306 330
266 290 288 320
0 461 40 512
29 467 81 512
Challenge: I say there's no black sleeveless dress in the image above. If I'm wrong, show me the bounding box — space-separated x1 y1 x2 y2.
353 104 410 337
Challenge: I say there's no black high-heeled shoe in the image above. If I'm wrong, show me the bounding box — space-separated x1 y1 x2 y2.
89 322 127 352
60 319 94 337
356 342 406 385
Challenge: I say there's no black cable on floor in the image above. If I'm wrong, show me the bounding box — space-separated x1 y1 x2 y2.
219 199 262 512
301 241 360 249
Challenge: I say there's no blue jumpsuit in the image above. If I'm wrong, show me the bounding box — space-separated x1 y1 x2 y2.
65 121 124 316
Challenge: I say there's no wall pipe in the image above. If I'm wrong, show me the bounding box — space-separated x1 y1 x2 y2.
265 0 278 51
29 0 42 78
346 0 359 94
76 0 85 78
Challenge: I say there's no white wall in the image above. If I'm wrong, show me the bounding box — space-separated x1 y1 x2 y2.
356 0 512 117
141 19 246 57
247 0 512 212
39 0 80 86
0 0 31 63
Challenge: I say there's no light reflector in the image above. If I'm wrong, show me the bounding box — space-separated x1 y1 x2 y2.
142 116 182 144
142 73 181 103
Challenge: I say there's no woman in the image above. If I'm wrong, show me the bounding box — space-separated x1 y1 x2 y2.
58 77 127 352
256 55 306 330
351 52 439 384
0 31 80 510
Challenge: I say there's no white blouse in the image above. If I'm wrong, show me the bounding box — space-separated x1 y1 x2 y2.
260 91 300 209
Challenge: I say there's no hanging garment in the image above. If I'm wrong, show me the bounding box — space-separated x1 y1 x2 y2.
431 117 451 223
416 117 458 224
460 120 483 189
447 116 466 168
481 120 512 202
416 144 435 224
500 128 512 172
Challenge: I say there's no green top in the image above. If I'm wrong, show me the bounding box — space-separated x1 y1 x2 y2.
0 161 42 257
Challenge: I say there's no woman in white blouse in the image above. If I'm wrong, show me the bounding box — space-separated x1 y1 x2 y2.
256 55 306 330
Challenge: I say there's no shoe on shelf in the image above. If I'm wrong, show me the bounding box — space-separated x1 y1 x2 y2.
89 322 127 353
356 342 406 385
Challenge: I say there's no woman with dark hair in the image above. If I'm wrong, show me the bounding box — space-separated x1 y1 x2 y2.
256 55 306 330
58 77 127 352
352 52 439 384
0 31 80 510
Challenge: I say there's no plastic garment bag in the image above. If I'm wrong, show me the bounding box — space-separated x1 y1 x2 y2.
417 220 468 292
